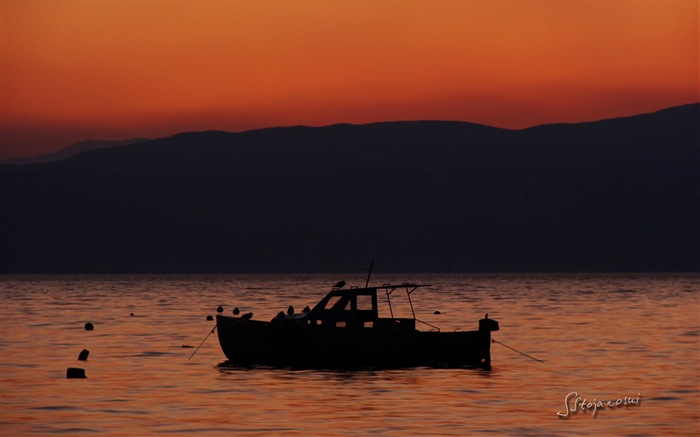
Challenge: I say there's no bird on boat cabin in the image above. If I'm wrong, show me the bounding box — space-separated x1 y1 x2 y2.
216 305 224 314
302 306 311 313
233 307 240 316
333 280 346 289
287 305 294 315
241 312 253 320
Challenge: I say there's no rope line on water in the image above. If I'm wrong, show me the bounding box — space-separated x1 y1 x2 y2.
189 324 217 360
492 339 545 363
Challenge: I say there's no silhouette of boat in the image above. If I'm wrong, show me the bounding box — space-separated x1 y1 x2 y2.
216 278 499 369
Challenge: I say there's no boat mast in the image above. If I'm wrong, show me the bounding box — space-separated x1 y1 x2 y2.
364 258 374 288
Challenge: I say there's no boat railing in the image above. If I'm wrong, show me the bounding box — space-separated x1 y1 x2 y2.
415 318 440 332
382 283 439 332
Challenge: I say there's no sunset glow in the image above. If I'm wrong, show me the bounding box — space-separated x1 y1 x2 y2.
2 0 698 159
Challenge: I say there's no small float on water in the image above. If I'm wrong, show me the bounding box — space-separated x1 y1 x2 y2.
216 265 499 369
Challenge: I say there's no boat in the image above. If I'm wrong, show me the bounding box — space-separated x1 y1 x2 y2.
216 274 500 369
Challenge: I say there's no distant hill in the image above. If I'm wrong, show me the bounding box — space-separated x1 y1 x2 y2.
1 104 698 273
1 138 150 164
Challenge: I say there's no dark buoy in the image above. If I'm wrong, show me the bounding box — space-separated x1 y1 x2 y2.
130 313 134 317
84 322 94 331
78 349 90 361
206 315 214 321
434 310 442 315
67 367 86 379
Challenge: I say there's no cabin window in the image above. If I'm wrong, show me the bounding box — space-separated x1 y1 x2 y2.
357 294 373 311
325 295 350 311
335 321 346 328
325 296 341 309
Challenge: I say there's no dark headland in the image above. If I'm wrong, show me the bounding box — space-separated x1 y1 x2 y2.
1 104 698 273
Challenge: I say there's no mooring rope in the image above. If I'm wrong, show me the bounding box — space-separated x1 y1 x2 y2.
492 339 545 363
189 324 217 360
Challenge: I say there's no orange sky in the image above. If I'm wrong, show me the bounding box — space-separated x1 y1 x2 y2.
1 0 698 159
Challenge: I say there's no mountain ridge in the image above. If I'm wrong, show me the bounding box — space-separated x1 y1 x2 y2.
1 138 151 165
1 103 698 273
3 102 696 167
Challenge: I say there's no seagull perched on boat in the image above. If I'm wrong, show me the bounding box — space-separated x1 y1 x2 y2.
333 280 346 289
241 312 253 320
216 305 224 314
302 306 310 313
232 307 240 316
287 305 294 315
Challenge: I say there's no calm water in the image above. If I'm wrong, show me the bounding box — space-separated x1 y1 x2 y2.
1 273 698 436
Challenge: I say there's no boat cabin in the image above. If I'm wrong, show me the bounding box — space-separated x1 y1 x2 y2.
271 283 434 332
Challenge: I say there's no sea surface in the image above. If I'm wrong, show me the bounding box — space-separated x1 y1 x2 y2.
1 273 698 436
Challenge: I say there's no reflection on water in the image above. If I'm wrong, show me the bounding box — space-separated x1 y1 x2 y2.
1 273 698 435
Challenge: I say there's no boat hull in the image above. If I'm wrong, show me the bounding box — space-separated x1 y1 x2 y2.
216 315 493 369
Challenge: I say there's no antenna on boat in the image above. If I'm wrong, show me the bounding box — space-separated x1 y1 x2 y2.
365 258 375 288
